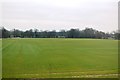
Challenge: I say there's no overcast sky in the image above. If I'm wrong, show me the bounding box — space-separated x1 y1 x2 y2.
0 0 119 32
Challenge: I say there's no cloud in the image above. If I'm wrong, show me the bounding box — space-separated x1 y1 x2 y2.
1 0 118 32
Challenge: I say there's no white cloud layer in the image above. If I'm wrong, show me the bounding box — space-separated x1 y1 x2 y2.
1 0 119 32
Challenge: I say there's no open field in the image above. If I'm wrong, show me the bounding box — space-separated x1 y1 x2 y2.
0 39 2 79
2 38 118 78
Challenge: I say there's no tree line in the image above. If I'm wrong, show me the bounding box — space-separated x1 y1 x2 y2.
0 27 119 39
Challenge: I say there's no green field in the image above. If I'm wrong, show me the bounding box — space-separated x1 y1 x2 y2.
2 38 118 78
0 39 2 79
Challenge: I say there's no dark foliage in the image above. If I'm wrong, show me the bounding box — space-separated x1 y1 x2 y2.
0 27 119 39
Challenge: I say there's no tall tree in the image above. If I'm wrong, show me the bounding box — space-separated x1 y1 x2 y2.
67 29 80 38
2 27 10 38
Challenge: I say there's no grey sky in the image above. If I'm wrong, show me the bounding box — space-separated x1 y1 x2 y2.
1 0 119 32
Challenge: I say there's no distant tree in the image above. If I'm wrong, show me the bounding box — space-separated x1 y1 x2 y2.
58 30 66 38
27 29 34 38
41 31 48 38
83 28 95 38
2 27 10 38
0 28 2 38
113 30 120 40
67 29 80 38
48 30 56 38
11 29 22 37
34 29 39 38
1 27 116 39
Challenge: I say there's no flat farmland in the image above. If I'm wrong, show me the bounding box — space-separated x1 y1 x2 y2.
0 39 2 79
2 38 118 78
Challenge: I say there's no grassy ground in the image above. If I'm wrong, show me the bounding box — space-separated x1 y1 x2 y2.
2 38 118 78
0 39 2 79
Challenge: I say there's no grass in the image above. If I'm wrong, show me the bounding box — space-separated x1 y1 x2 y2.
0 39 2 79
2 38 118 78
